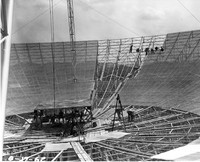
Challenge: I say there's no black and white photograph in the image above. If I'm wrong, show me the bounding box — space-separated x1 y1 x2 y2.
1 0 200 161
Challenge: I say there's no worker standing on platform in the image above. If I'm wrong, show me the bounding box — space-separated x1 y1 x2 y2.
151 48 155 54
129 44 133 53
59 109 64 123
136 48 140 53
145 47 149 55
127 108 135 122
127 110 132 122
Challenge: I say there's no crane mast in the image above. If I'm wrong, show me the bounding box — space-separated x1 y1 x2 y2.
67 0 77 81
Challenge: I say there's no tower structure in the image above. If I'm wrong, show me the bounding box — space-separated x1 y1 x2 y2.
67 0 77 81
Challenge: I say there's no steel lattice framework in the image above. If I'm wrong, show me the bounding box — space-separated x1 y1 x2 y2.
2 0 200 161
3 106 200 161
67 0 77 80
2 30 200 161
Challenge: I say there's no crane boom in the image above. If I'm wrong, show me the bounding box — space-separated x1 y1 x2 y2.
67 0 77 81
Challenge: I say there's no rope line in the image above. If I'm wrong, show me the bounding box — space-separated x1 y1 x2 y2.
176 0 200 25
49 0 56 110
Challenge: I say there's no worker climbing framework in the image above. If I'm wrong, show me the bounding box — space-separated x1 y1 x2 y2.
92 35 166 117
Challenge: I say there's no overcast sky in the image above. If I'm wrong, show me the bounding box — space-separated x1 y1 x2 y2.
11 0 200 43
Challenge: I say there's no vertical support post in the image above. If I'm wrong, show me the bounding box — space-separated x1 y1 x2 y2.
135 37 144 69
62 42 66 63
139 36 144 50
38 43 44 65
112 101 117 131
115 39 122 85
148 37 153 50
100 40 110 81
118 94 126 132
26 43 32 63
139 37 143 63
112 94 126 132
91 41 99 110
1 0 14 158
152 36 155 49
89 143 93 158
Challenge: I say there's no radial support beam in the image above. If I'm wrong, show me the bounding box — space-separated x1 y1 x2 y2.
71 142 93 162
26 151 43 161
3 143 36 153
100 40 110 81
51 150 64 162
95 141 153 158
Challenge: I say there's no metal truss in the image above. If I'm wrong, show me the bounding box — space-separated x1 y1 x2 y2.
2 10 200 160
3 105 200 161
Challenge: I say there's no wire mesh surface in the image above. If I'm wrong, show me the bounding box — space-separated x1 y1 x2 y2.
3 106 200 161
120 30 200 116
3 29 200 162
7 41 97 115
6 30 200 116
